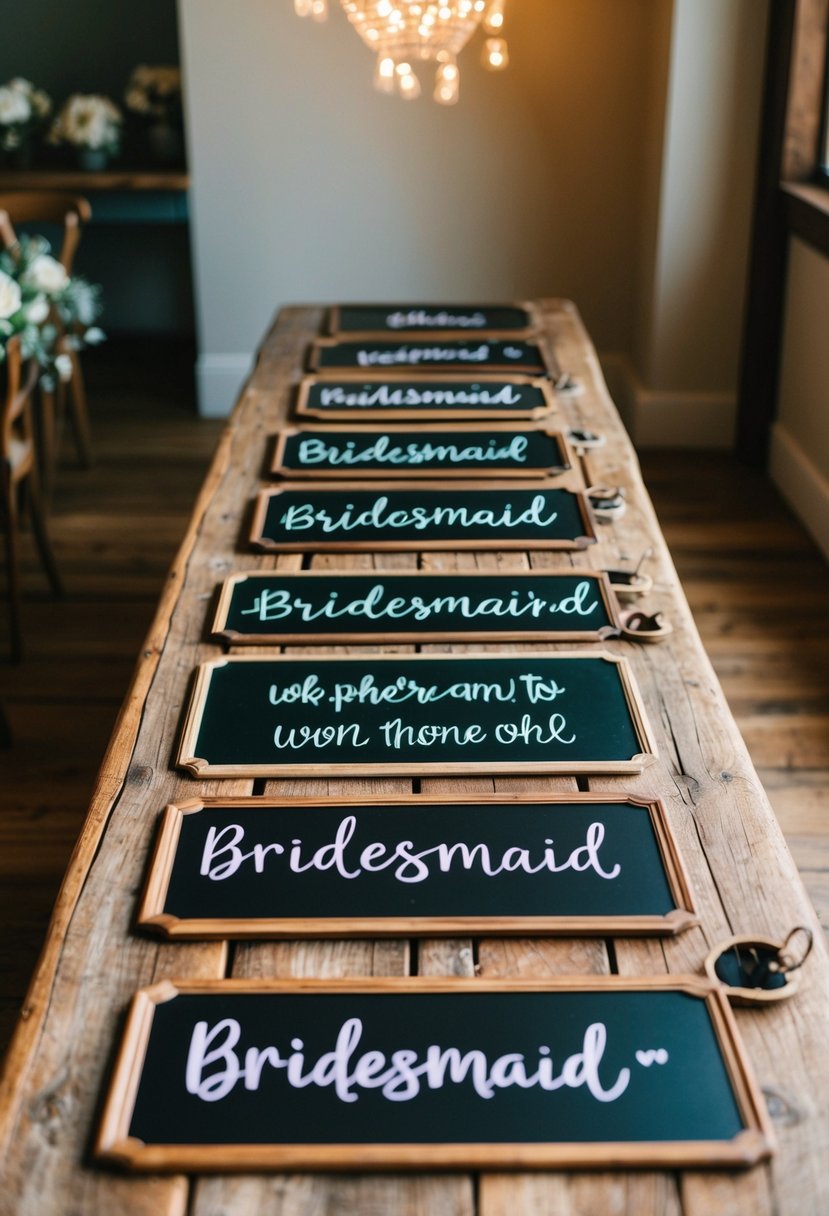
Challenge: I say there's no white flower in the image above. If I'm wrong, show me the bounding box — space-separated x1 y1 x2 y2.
23 254 69 295
54 353 73 382
51 94 122 149
0 85 31 125
83 326 106 345
125 86 151 114
0 270 22 321
25 296 50 325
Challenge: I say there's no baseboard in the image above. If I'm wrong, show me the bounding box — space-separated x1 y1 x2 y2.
195 353 254 418
770 422 829 562
599 353 736 448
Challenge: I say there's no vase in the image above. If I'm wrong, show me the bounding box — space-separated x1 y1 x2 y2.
76 147 110 172
147 122 183 165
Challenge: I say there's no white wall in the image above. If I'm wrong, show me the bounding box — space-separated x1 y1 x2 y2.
179 0 661 415
771 237 829 560
179 0 768 428
617 0 769 446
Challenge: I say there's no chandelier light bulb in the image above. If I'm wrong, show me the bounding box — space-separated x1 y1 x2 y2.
374 54 398 92
397 69 422 99
434 57 460 104
299 1 511 101
483 0 505 33
483 36 508 70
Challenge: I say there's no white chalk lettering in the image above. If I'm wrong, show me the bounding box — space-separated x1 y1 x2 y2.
277 493 560 536
197 815 622 884
239 579 601 627
183 1016 636 1105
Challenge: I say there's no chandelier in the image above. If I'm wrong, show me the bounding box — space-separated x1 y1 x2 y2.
294 0 509 104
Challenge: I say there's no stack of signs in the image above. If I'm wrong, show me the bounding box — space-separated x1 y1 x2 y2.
96 302 774 1174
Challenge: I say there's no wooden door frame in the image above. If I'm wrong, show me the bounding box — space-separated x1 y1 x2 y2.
736 0 829 466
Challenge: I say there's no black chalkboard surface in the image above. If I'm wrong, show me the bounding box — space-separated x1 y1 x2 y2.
310 337 548 375
139 795 697 938
271 425 573 479
96 977 773 1171
294 375 556 421
327 303 533 335
211 571 621 645
249 483 597 552
176 653 657 778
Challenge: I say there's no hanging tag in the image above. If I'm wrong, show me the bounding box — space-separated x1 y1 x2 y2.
587 485 626 522
554 373 583 397
605 547 653 600
619 609 672 644
704 928 813 1006
566 426 605 450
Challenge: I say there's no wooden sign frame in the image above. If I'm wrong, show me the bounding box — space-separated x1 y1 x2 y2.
211 569 623 646
294 374 557 422
95 976 774 1173
175 651 658 778
248 481 598 553
308 336 550 376
269 424 576 481
326 301 537 339
138 793 698 939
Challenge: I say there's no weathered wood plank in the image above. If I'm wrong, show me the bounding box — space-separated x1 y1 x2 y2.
2 301 826 1215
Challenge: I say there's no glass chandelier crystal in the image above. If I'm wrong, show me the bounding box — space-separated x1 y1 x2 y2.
294 0 510 104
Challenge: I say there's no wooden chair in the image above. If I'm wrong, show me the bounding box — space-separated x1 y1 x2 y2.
1 334 62 662
0 192 94 493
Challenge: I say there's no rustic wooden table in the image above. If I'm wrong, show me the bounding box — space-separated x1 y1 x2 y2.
1 301 826 1215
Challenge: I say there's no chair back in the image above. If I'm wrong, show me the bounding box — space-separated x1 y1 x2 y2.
2 335 37 469
0 192 92 272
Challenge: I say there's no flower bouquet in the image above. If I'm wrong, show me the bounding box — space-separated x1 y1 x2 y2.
49 94 122 171
0 237 105 391
0 78 52 166
125 65 184 163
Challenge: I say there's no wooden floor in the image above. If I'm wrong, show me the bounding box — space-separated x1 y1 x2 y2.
0 346 827 1060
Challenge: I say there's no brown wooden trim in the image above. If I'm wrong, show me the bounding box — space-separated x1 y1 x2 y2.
95 976 774 1172
211 568 623 646
248 481 598 553
137 793 698 939
293 373 557 422
782 180 829 254
308 335 550 377
737 0 829 465
175 651 658 779
0 169 190 192
326 301 538 339
736 0 798 466
782 0 829 180
269 424 575 480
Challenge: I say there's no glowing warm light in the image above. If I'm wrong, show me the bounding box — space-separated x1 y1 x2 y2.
434 57 460 104
298 0 510 102
398 70 422 99
483 0 505 32
483 35 508 69
374 54 397 91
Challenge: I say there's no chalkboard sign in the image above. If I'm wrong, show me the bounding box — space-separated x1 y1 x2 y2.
271 425 574 480
138 794 697 939
211 571 621 645
176 653 657 778
294 375 556 421
96 977 773 1171
249 483 597 553
327 303 534 336
310 337 549 375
